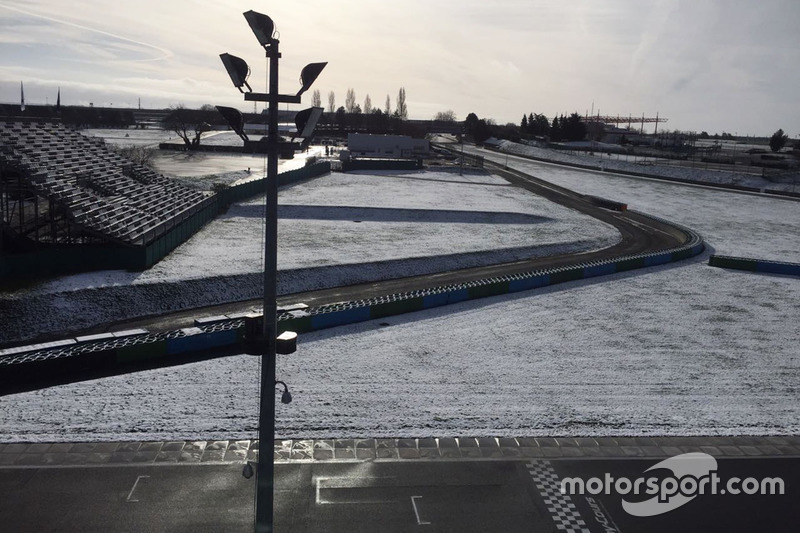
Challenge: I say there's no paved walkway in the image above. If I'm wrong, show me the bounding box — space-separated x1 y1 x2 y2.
2 436 798 468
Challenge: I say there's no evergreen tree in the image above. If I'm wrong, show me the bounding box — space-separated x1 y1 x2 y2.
769 128 789 152
551 115 561 141
521 114 528 132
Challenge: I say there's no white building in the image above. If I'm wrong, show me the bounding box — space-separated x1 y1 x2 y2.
347 133 429 158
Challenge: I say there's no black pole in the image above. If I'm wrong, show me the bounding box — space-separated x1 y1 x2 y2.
255 38 280 533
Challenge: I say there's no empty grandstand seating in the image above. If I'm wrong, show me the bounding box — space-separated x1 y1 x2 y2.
0 120 211 246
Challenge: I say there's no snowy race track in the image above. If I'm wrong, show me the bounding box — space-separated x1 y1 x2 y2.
0 169 619 343
1 159 798 441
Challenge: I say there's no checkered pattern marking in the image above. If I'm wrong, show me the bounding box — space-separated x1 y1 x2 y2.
527 460 590 533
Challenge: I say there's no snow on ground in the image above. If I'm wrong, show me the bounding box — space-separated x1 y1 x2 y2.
1 160 797 442
473 149 800 262
84 128 174 147
0 169 619 343
83 128 318 178
489 139 796 192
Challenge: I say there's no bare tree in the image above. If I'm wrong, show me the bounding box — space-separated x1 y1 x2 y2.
162 104 211 151
311 89 321 108
396 87 408 120
327 91 336 113
434 110 457 122
345 88 356 113
364 94 372 114
384 94 391 115
115 144 156 167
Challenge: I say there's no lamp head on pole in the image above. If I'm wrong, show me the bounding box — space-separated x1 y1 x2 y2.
296 62 327 97
293 106 324 140
215 105 249 142
243 10 277 48
220 53 252 93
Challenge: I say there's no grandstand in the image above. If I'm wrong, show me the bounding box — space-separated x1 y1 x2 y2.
1 119 215 277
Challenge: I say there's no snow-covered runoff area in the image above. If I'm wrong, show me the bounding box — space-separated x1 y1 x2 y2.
487 138 797 192
0 170 619 344
1 158 798 442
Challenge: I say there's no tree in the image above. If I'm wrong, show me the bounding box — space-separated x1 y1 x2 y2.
396 87 408 120
327 91 336 113
384 94 391 115
335 106 346 131
530 113 550 136
769 128 789 152
311 89 321 108
520 114 528 132
474 119 491 143
115 144 156 167
364 94 372 114
562 112 587 142
551 115 561 141
162 104 212 151
464 112 479 137
345 88 356 113
434 110 457 122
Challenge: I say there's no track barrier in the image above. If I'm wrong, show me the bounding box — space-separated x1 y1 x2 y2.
0 209 703 393
708 255 800 277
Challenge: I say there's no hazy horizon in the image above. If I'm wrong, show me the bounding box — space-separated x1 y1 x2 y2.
1 0 798 137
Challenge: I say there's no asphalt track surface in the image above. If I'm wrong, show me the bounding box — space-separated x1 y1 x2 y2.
1 457 796 532
87 160 691 336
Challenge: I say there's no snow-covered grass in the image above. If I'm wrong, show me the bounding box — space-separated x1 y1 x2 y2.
2 162 797 442
488 139 797 192
474 150 800 262
0 169 618 344
84 128 173 147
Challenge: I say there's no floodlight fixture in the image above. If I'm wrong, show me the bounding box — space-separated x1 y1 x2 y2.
296 62 327 97
215 105 249 142
243 10 277 48
220 53 252 92
293 106 324 139
275 380 292 404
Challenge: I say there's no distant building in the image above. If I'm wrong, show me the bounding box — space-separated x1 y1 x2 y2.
347 133 429 158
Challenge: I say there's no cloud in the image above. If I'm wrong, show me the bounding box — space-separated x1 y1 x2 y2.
0 0 798 134
0 2 173 62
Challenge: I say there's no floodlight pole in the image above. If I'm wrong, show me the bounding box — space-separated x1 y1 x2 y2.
256 38 280 533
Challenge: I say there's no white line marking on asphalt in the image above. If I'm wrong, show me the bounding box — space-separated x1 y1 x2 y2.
315 476 396 505
127 475 149 503
411 496 430 525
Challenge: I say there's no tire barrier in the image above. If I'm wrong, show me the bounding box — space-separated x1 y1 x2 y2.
0 208 704 393
708 255 800 277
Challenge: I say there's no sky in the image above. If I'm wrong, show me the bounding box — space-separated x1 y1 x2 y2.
0 0 798 137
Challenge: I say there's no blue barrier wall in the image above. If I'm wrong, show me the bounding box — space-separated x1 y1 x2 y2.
709 255 800 277
0 209 704 391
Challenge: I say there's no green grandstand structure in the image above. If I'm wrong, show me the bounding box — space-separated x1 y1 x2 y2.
0 119 217 280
